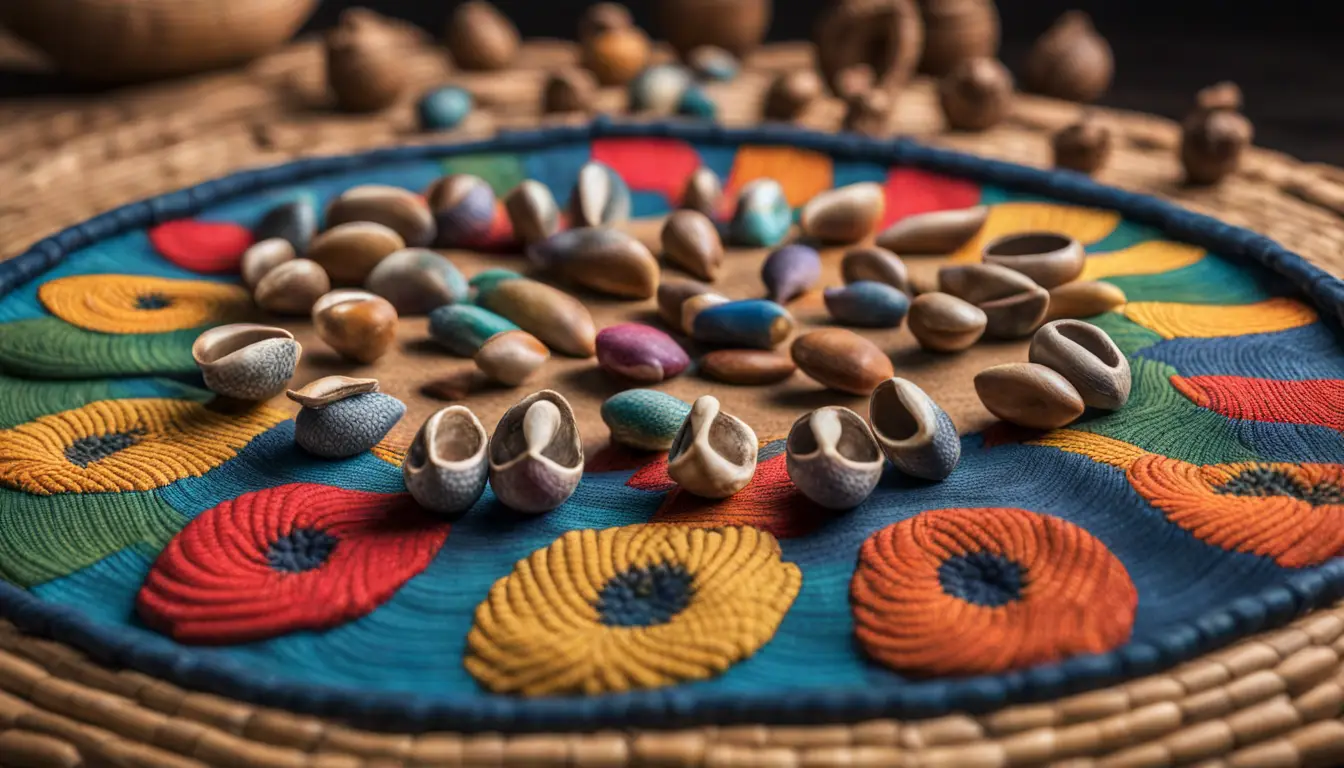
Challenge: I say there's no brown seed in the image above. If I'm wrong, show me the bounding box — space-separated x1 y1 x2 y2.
1181 103 1253 186
661 210 724 281
1195 81 1242 112
446 1 519 71
918 0 1000 76
842 247 908 292
1053 116 1112 175
311 289 399 364
578 2 632 43
700 349 797 385
799 183 886 244
974 362 1085 430
307 221 405 286
254 259 331 316
542 69 598 114
876 206 989 254
241 238 296 289
981 286 1051 339
325 12 404 113
657 0 771 58
1022 11 1113 103
1029 319 1130 409
583 26 651 86
907 291 986 352
422 369 491 401
982 231 1084 289
680 167 723 218
815 0 923 96
842 88 894 136
287 376 380 409
939 262 1038 304
474 330 550 386
835 64 876 100
763 70 822 121
791 328 895 396
657 278 713 330
504 180 561 245
1047 281 1126 320
939 56 1014 131
325 185 436 247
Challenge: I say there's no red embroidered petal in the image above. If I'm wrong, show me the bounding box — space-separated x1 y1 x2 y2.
148 220 254 275
591 138 701 205
1172 375 1344 433
882 168 981 228
137 483 450 645
650 453 832 539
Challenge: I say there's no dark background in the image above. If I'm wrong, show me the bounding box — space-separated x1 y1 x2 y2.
10 0 1344 162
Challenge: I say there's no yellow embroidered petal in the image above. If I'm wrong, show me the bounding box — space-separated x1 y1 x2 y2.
0 398 285 495
726 146 834 207
1026 429 1151 470
39 274 251 334
465 524 801 696
371 439 408 466
948 202 1121 263
1122 298 1318 339
1078 240 1206 281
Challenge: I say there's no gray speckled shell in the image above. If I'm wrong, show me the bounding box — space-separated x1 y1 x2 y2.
199 337 300 401
295 392 406 459
785 407 883 510
886 409 960 481
403 408 489 519
868 378 961 482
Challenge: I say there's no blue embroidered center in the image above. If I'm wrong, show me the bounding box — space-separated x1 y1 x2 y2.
267 528 339 573
135 293 174 310
939 552 1025 607
596 563 694 627
1216 466 1343 506
64 430 144 467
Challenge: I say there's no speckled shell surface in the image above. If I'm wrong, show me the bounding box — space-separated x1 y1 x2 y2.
403 406 490 519
294 391 406 459
192 324 300 401
600 389 692 451
785 406 883 509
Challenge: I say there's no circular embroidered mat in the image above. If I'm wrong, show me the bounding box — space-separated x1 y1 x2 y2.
2 26 1344 768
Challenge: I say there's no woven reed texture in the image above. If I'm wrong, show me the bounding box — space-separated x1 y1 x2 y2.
3 21 1344 767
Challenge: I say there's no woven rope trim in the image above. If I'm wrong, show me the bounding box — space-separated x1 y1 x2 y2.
0 121 1342 733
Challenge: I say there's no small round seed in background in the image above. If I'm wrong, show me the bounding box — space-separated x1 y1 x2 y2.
688 45 740 82
907 291 987 352
474 330 550 386
307 221 405 286
792 328 895 396
1022 11 1113 103
657 278 714 330
699 349 797 385
974 362 1085 430
241 238 296 289
762 70 822 121
981 231 1084 289
761 244 822 304
325 12 404 113
542 68 598 114
578 2 632 43
426 174 497 248
841 247 908 292
255 259 331 317
939 56 1014 131
583 26 651 86
416 85 474 131
312 289 399 364
661 210 724 281
445 0 519 71
1052 115 1112 175
596 323 691 383
325 185 436 248
799 182 886 244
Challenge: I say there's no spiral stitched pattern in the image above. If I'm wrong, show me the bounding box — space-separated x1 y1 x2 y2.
0 318 199 379
465 524 801 696
1123 297 1318 339
851 507 1137 676
1172 375 1344 433
137 483 449 644
0 398 284 495
1128 455 1344 568
38 274 250 334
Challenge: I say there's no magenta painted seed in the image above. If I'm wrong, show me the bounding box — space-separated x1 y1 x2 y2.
595 323 691 383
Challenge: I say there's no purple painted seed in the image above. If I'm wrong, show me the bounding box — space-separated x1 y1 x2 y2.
761 243 822 304
595 323 691 383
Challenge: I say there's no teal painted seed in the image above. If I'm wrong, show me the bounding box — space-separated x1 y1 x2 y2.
628 64 693 113
691 299 796 350
676 85 717 119
728 179 791 247
417 86 474 131
824 281 911 328
601 389 692 451
688 46 739 82
468 268 524 298
428 304 520 357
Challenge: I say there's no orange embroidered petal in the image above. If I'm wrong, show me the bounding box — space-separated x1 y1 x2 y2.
724 146 834 208
1122 298 1317 339
1025 429 1150 470
1128 455 1344 568
650 453 831 539
851 507 1136 677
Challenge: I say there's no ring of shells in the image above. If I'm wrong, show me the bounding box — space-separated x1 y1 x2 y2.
201 156 1131 516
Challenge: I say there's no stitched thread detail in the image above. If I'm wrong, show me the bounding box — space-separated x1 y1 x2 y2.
851 507 1137 676
1078 240 1205 280
0 398 285 495
465 524 801 696
1171 375 1344 433
1128 456 1344 567
38 274 250 334
724 145 834 207
947 202 1121 262
881 168 981 227
0 373 206 429
1026 429 1150 470
0 317 199 379
137 483 449 644
148 219 254 274
1123 297 1318 339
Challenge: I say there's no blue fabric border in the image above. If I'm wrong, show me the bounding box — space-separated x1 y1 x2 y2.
2 117 1343 733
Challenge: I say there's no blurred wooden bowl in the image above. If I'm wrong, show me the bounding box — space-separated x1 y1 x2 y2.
0 0 316 82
